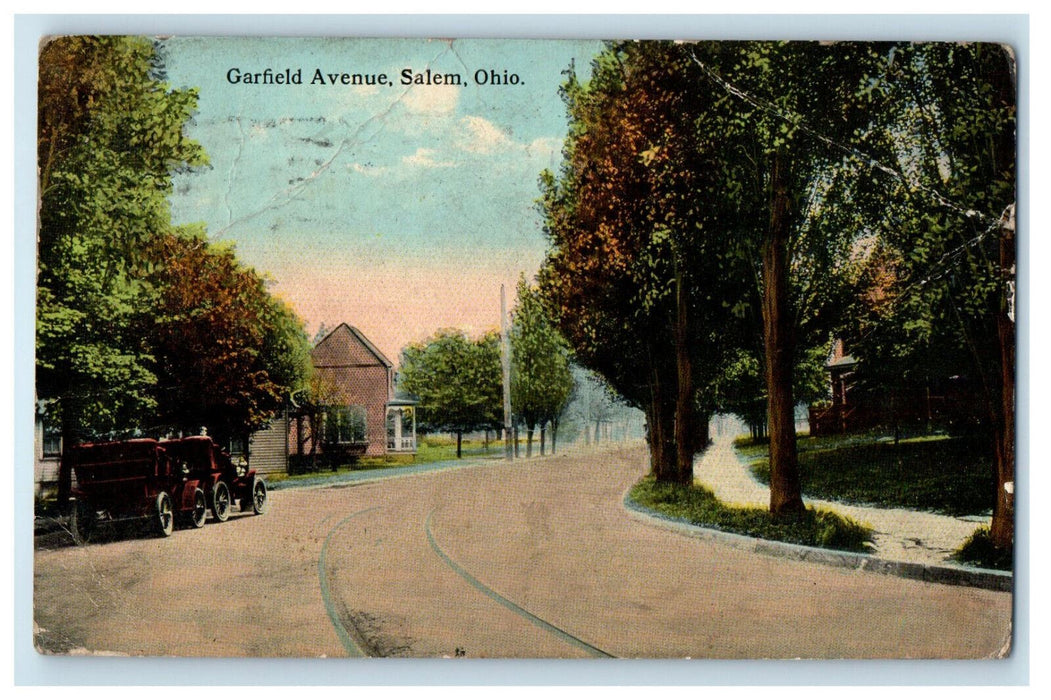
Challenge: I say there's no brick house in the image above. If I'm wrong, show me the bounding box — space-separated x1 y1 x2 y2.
808 339 970 437
258 323 416 473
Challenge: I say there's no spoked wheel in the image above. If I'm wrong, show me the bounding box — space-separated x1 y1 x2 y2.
188 488 207 528
210 481 231 523
245 477 267 515
155 491 174 537
69 499 96 545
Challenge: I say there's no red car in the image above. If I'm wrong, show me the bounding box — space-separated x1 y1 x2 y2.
161 436 268 523
61 437 267 545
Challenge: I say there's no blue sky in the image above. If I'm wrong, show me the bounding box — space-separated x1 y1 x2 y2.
162 37 603 360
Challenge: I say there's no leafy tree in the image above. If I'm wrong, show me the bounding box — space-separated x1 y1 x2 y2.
145 229 312 444
836 43 1016 548
673 41 898 516
510 276 575 457
37 36 207 445
540 42 752 484
398 329 503 458
39 36 312 471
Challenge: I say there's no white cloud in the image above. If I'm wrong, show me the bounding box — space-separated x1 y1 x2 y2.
457 116 514 154
401 84 461 115
525 136 562 159
349 162 390 177
401 147 455 169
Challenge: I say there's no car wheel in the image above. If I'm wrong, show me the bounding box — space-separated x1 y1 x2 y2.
189 488 207 528
69 499 95 545
249 477 267 515
155 492 174 537
211 481 231 523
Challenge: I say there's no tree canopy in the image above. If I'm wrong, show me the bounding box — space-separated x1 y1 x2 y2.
510 275 575 456
540 38 1013 541
37 36 312 446
398 329 503 458
146 229 311 443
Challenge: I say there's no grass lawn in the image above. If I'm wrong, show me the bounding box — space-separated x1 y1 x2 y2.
269 436 503 483
629 476 874 553
741 432 994 516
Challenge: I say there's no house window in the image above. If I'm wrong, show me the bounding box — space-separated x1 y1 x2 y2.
325 405 367 444
225 436 248 457
41 411 61 458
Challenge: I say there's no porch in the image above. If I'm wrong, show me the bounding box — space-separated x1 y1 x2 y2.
386 400 417 453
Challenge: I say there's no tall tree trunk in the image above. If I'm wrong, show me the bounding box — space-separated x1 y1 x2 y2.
551 417 559 455
991 207 1015 548
526 425 534 458
648 365 678 482
763 153 804 518
540 424 546 456
456 430 463 459
673 258 695 484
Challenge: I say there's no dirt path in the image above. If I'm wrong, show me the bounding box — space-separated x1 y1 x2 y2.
34 444 1011 658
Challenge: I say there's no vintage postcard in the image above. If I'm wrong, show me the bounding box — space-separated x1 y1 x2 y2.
31 35 1016 662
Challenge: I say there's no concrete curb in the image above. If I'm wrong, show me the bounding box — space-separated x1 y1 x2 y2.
622 494 1012 593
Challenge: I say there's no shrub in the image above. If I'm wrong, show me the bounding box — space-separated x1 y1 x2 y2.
954 526 1012 570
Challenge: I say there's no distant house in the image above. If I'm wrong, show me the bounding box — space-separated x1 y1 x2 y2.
808 340 860 436
255 323 416 473
808 339 971 437
33 400 62 500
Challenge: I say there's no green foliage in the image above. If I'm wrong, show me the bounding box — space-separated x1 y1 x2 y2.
398 329 503 440
510 275 574 434
37 36 207 440
146 230 311 440
954 526 1012 571
744 433 994 516
838 44 1015 430
37 36 311 443
629 476 873 552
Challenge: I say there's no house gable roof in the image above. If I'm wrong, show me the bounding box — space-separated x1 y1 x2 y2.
312 323 393 369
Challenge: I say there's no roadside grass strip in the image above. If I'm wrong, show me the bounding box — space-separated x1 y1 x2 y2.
424 510 615 658
629 476 874 553
318 506 382 657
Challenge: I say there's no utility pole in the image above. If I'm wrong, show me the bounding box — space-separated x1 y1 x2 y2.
500 284 514 460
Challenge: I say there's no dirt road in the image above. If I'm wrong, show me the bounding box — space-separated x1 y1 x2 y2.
33 445 1012 658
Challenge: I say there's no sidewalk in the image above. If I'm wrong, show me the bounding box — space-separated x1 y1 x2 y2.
694 435 991 568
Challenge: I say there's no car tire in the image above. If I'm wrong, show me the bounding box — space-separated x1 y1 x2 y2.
211 481 231 523
189 488 207 528
155 491 174 537
248 477 267 515
69 499 95 545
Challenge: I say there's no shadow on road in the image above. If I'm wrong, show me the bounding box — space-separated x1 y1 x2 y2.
33 511 257 550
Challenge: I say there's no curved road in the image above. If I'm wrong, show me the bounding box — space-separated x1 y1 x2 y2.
33 445 1011 658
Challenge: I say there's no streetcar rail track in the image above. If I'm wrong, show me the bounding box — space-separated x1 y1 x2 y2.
318 505 382 657
424 509 615 658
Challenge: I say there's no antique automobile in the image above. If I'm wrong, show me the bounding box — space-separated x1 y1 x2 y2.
60 436 268 545
62 438 209 544
161 436 268 523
